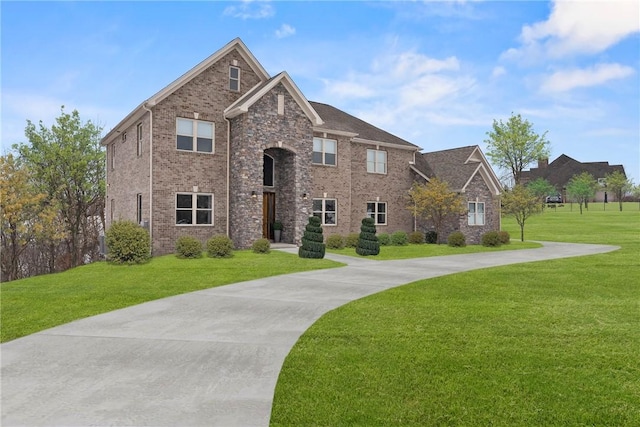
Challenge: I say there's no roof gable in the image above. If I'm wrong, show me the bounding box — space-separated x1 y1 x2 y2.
224 72 323 126
521 154 627 189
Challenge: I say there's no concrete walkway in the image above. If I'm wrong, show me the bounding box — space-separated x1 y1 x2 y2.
1 242 617 426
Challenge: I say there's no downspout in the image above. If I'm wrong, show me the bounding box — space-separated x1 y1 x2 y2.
143 102 153 254
225 117 231 238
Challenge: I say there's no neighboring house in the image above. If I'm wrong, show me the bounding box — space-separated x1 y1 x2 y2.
521 155 627 202
102 38 502 255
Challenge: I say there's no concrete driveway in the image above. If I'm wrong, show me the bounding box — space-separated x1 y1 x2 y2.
1 242 617 426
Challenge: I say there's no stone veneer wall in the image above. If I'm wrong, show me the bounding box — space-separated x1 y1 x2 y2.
229 83 313 248
458 173 500 244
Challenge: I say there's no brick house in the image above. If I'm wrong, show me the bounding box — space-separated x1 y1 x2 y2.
521 155 627 203
102 38 502 255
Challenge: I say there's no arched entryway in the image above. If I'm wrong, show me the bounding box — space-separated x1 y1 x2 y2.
262 148 296 242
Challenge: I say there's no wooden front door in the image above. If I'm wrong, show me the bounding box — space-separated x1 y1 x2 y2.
263 192 276 239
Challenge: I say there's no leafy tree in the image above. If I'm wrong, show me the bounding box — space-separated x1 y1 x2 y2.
566 172 597 214
0 154 62 281
408 178 466 244
484 113 550 184
604 170 631 212
501 184 542 242
527 177 556 209
632 183 640 210
14 107 105 268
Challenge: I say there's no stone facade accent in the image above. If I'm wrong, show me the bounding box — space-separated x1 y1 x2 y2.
458 174 501 244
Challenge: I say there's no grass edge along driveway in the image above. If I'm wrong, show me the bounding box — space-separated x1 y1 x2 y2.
271 206 640 426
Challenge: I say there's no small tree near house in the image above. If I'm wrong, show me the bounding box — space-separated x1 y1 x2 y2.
566 172 597 214
501 184 542 242
604 170 632 212
299 216 325 259
356 217 380 256
408 178 466 244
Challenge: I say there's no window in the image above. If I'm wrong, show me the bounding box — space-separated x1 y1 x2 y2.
367 202 387 225
136 193 143 224
110 199 115 221
263 154 274 187
136 123 143 156
367 149 387 174
110 144 116 170
312 198 336 225
121 132 127 143
176 193 213 225
468 201 485 225
176 118 214 153
313 137 337 166
229 66 240 91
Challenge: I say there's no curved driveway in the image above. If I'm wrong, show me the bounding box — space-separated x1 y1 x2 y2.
1 241 617 426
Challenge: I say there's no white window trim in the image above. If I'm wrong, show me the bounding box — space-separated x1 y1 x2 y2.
110 144 116 170
312 198 337 226
367 201 387 225
468 201 485 226
229 66 240 91
367 149 387 174
313 137 337 166
176 193 214 226
176 118 215 154
136 123 143 156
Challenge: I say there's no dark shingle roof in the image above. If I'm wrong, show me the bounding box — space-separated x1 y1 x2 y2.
419 145 480 190
309 101 417 148
521 154 626 190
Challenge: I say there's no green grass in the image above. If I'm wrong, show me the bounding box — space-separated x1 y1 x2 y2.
330 239 540 260
0 250 342 343
271 203 640 426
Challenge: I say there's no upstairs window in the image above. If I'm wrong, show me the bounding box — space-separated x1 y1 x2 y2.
229 66 240 91
312 198 337 225
468 201 485 225
366 202 387 225
176 118 214 153
367 149 387 174
313 137 337 166
136 123 143 156
176 193 213 225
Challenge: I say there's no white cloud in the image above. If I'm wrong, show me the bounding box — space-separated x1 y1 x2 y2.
322 80 375 99
541 63 635 93
275 24 296 39
504 0 640 61
491 66 506 78
223 0 274 20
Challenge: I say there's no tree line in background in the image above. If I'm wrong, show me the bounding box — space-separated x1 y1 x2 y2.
1 108 104 282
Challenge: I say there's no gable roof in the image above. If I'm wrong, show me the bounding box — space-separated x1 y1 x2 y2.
521 154 626 190
417 145 502 195
310 102 419 150
101 38 270 145
224 72 323 126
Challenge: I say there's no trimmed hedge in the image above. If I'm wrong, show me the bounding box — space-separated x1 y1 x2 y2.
378 233 390 246
175 236 203 258
447 231 466 247
105 220 151 264
326 234 346 249
252 238 271 254
498 230 511 245
356 217 380 256
408 231 425 244
391 231 408 246
299 216 325 259
207 235 234 258
345 233 360 248
481 231 501 247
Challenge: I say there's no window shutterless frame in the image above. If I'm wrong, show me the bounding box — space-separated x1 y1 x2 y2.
366 202 387 225
312 137 337 166
312 198 337 225
229 66 240 91
176 118 214 153
366 149 387 174
468 201 485 225
176 193 213 225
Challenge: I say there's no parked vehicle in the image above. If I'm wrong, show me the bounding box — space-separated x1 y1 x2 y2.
545 195 563 203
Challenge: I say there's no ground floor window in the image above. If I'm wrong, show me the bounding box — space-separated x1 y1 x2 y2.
313 198 337 225
366 202 387 225
136 193 143 224
468 201 485 225
176 193 213 225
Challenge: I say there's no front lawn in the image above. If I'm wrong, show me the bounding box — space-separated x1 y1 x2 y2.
271 205 640 426
0 250 342 342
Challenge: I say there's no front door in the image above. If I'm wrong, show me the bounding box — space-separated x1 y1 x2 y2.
263 192 276 239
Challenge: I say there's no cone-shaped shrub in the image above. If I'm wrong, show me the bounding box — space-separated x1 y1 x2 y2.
299 216 325 259
356 217 380 256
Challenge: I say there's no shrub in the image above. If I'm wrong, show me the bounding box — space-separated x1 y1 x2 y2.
391 231 408 246
378 233 390 246
175 236 203 258
345 233 360 248
425 230 438 244
447 231 466 247
252 238 271 254
207 235 234 258
105 220 151 264
356 217 380 256
408 231 425 244
498 230 511 245
481 231 501 247
299 216 325 259
326 234 345 249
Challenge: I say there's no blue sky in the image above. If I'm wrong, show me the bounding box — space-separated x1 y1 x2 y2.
2 1 639 184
